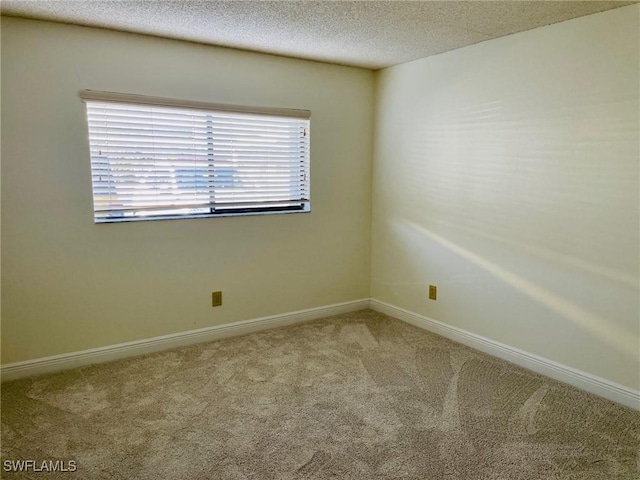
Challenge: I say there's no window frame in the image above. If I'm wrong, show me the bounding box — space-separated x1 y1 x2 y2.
80 90 311 224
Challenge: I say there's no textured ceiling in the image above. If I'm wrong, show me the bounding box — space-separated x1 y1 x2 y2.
1 1 636 70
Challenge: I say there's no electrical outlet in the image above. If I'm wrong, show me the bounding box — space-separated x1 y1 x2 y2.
428 285 437 300
212 291 222 307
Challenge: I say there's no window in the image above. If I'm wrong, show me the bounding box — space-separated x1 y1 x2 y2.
80 90 310 223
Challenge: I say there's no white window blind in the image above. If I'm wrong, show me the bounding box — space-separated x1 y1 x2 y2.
80 90 310 223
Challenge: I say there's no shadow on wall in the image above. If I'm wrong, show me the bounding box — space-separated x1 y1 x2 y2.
398 93 639 281
374 72 639 362
394 218 639 362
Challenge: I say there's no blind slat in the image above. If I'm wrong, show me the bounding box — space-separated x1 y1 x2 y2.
84 95 310 222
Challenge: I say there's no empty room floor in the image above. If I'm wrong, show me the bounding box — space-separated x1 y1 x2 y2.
1 310 638 479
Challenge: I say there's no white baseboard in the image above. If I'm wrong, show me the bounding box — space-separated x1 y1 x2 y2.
0 299 370 383
370 299 640 411
4 297 638 411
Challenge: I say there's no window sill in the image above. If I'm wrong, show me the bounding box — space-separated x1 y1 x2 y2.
94 205 311 224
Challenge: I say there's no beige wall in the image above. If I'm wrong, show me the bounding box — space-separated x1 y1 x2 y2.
372 5 640 390
1 18 374 364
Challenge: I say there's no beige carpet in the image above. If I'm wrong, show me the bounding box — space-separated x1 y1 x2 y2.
1 309 639 479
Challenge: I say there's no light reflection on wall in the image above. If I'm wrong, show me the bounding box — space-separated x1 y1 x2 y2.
397 218 639 359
